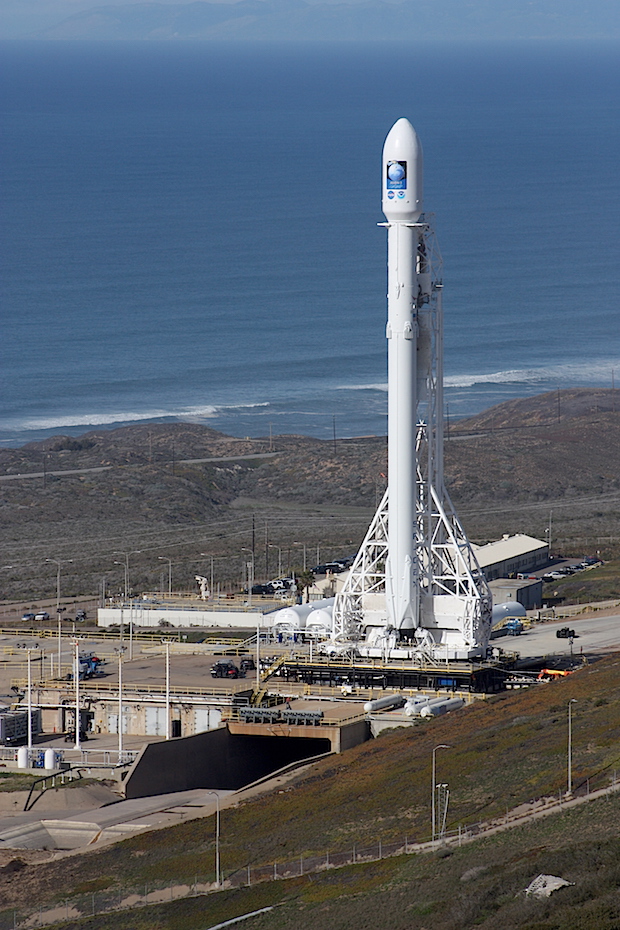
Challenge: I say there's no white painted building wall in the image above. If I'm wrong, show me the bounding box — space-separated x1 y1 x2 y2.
97 607 266 630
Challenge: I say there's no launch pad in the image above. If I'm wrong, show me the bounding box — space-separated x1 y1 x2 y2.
263 654 509 695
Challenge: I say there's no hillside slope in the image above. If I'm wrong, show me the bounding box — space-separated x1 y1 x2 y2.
1 389 619 600
2 654 620 928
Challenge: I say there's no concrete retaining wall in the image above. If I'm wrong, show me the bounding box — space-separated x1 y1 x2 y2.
124 727 331 799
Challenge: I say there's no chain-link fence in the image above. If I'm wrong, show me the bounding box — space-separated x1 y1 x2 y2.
2 774 619 929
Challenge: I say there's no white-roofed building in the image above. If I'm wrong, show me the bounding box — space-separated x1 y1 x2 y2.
472 534 548 581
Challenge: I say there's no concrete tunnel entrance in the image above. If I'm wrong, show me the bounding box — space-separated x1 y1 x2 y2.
124 728 332 799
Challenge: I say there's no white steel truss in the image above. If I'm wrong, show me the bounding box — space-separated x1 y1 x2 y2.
333 217 492 658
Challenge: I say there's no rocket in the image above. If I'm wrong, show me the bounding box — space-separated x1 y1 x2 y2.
382 118 430 632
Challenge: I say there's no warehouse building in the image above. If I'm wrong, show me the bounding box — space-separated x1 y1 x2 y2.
473 534 548 581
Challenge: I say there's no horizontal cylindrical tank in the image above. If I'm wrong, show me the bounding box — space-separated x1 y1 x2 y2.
363 694 406 713
306 607 333 634
405 695 453 716
492 601 527 627
404 696 431 716
420 697 465 717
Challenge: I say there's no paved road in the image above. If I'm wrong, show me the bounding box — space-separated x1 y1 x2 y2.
502 611 620 661
0 452 281 482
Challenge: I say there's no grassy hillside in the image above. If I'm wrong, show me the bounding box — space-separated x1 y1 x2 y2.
3 654 620 927
1 389 620 603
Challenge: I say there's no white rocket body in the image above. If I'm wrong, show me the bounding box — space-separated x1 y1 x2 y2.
383 118 427 632
330 118 492 661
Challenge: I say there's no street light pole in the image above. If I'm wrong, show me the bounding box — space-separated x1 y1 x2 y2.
17 644 37 756
241 549 254 609
432 744 449 845
293 542 307 571
114 550 141 602
269 545 282 579
73 639 81 751
158 557 172 596
27 649 32 753
115 646 126 758
165 641 171 741
567 699 577 797
205 791 221 886
46 558 71 679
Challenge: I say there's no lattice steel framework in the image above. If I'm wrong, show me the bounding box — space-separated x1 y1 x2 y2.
333 217 492 657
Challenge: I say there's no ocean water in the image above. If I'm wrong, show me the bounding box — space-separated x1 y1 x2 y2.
1 40 619 445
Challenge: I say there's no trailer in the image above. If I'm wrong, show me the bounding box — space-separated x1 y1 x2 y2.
0 709 41 746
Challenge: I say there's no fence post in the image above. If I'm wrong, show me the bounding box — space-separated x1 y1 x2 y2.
405 835 408 854
326 850 329 868
247 865 251 887
274 862 277 880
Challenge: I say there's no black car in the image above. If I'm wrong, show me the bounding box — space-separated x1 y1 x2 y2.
251 583 272 595
210 660 239 679
556 627 577 639
240 657 256 674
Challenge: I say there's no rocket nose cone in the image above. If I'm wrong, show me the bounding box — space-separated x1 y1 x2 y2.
384 118 420 154
382 118 423 222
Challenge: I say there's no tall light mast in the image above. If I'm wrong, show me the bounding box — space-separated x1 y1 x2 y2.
332 118 492 661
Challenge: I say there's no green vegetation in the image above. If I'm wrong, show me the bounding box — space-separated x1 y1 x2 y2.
0 772 40 793
543 559 620 603
3 656 620 927
13 802 620 929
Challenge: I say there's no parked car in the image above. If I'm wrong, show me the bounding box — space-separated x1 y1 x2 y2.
21 613 35 623
34 612 50 622
251 583 272 595
210 660 239 679
240 657 256 674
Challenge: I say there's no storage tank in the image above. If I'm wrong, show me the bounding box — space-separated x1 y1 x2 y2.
272 598 335 634
363 694 406 713
492 601 527 627
17 746 28 769
420 697 464 717
403 695 431 716
306 607 333 637
44 748 56 771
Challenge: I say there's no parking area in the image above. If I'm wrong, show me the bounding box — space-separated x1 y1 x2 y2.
509 610 620 660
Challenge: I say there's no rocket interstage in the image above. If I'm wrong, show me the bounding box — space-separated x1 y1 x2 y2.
330 118 492 662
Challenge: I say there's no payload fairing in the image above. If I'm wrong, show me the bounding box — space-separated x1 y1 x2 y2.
331 119 491 661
